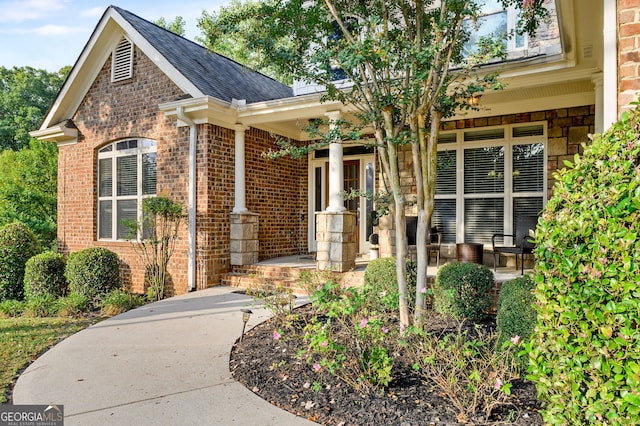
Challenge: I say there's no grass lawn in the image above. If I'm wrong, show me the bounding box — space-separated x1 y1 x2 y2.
0 316 96 403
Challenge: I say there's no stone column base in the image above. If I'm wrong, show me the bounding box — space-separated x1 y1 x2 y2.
230 212 259 265
315 211 357 272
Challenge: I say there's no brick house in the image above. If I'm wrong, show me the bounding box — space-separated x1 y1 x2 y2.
32 2 640 296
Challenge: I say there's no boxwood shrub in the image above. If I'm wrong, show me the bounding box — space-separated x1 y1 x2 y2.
363 257 416 312
529 104 640 424
65 248 120 301
433 262 493 322
24 252 67 299
0 222 39 301
495 275 536 371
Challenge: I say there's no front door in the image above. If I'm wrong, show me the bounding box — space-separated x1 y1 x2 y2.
309 155 375 254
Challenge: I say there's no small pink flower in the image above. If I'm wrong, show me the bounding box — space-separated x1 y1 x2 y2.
382 327 389 334
522 0 534 7
359 318 368 328
317 285 322 291
313 363 321 372
495 377 503 389
510 335 521 345
320 340 328 347
379 291 387 297
273 330 281 340
420 287 427 294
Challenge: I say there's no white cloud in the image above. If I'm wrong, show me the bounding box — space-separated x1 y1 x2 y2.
80 6 105 18
33 24 81 36
0 0 66 23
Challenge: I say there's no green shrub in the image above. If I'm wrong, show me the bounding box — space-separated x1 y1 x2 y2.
56 293 91 317
0 222 39 301
0 299 25 317
495 275 536 371
24 252 67 299
529 104 640 424
363 257 416 312
65 248 120 302
433 262 493 322
100 288 145 317
23 294 58 317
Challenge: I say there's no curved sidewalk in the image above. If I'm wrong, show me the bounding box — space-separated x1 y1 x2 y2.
13 286 317 426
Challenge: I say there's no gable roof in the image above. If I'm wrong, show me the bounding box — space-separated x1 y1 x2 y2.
37 5 292 131
112 6 292 104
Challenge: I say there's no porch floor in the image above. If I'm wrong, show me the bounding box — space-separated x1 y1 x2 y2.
254 254 531 282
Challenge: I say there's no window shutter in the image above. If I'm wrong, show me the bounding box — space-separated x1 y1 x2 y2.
142 153 157 195
513 143 544 192
117 200 137 239
465 198 504 243
464 147 505 194
112 37 133 82
99 200 113 239
436 151 457 195
98 158 112 197
117 155 137 196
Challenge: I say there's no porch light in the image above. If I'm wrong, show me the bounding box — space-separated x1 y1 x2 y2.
467 94 482 107
240 309 252 342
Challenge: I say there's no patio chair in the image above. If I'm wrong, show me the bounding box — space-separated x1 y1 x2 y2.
492 215 538 274
406 216 442 267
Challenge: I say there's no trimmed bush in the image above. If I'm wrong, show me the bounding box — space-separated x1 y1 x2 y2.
24 252 67 299
363 257 416 312
0 222 39 301
529 104 640 424
495 275 536 371
433 262 493 322
65 248 120 301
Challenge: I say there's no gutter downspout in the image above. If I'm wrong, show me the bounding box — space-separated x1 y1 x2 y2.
177 106 197 292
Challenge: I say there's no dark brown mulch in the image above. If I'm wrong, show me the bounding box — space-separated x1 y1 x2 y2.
230 304 543 425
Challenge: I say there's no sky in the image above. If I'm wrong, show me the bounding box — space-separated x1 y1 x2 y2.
0 0 231 72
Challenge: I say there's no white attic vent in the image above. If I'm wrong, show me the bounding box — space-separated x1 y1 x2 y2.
112 36 133 82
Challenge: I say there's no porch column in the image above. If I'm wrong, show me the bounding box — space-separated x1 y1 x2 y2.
233 124 248 213
603 0 617 129
325 111 345 212
592 72 604 134
230 124 259 265
316 110 356 272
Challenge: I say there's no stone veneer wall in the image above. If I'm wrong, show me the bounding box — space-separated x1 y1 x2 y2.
378 105 595 258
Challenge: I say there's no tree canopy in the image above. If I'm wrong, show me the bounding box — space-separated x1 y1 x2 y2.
0 66 68 151
154 16 187 37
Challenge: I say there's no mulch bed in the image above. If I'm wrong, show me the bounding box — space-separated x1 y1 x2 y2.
230 304 543 425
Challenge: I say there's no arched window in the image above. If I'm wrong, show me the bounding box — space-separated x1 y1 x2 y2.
97 139 157 240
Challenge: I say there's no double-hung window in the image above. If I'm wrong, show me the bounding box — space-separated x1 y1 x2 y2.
433 123 546 245
97 139 157 240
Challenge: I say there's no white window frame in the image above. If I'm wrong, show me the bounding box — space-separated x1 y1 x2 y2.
434 122 547 246
97 139 157 241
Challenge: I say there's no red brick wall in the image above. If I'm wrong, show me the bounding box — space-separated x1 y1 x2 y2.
58 47 189 295
244 128 308 260
618 0 640 113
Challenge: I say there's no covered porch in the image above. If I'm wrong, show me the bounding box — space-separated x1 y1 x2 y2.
222 253 534 312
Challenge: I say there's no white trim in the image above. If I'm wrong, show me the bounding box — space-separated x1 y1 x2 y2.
602 0 618 130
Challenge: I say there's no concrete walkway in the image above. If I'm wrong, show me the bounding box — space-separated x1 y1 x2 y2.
13 286 317 425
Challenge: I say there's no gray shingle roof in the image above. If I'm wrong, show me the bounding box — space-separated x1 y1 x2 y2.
113 6 293 103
